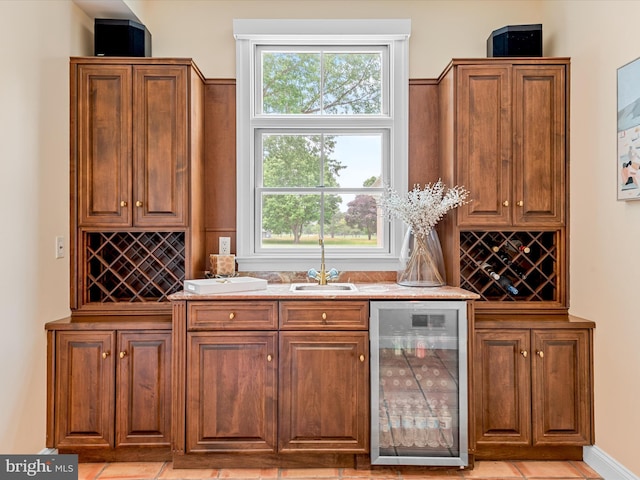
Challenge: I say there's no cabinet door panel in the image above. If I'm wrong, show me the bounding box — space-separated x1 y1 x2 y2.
186 332 277 453
513 66 566 225
77 65 132 226
531 329 591 445
474 330 530 445
116 331 172 447
133 66 187 226
456 65 512 226
279 332 369 452
55 331 115 448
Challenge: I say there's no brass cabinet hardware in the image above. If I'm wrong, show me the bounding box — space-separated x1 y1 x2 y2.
502 200 509 207
537 350 544 358
119 351 127 359
517 200 524 207
229 312 235 320
120 200 127 207
267 354 273 362
520 350 528 358
321 312 327 320
359 354 365 362
135 200 143 207
102 351 110 359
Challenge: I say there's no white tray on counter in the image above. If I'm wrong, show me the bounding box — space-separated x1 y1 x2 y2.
184 277 268 294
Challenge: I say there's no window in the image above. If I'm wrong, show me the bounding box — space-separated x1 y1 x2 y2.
234 19 410 271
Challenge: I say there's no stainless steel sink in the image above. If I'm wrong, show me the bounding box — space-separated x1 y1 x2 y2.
289 283 358 292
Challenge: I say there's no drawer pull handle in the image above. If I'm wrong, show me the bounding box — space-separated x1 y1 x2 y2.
267 354 273 362
321 312 327 320
537 350 544 358
517 200 524 207
119 351 127 359
520 350 528 358
229 312 235 320
135 200 143 207
102 351 110 359
359 354 365 362
120 200 127 207
502 200 509 207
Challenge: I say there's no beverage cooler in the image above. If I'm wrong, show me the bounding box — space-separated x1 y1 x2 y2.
370 300 468 467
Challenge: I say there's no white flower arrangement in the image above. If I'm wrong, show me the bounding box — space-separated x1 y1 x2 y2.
378 180 470 236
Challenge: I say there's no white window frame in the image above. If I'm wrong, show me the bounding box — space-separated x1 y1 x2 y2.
234 19 410 272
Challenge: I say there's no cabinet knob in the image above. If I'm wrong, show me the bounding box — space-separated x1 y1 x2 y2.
102 351 110 359
502 200 509 207
359 354 365 362
135 200 143 207
536 350 544 358
520 350 528 358
267 354 273 362
321 312 327 320
120 200 127 207
229 312 235 320
119 351 127 359
517 200 524 207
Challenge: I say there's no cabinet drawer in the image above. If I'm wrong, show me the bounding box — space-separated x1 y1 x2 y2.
188 301 278 330
279 301 368 330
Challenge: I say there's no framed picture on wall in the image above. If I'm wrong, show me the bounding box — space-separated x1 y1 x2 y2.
617 56 640 200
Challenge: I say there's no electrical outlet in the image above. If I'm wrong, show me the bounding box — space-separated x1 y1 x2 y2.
55 236 65 259
219 237 231 255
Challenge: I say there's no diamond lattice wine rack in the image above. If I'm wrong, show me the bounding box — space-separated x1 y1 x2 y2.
459 231 558 303
84 231 185 304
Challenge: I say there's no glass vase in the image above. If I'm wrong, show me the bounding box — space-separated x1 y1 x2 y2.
397 228 446 287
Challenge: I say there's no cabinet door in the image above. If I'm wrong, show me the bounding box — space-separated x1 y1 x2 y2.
513 66 566 225
55 331 115 448
186 332 277 453
474 329 531 446
77 65 132 226
456 65 512 226
531 329 592 445
279 332 369 453
116 331 172 447
132 66 188 226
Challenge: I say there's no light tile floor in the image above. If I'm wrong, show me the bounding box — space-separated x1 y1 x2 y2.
78 460 604 480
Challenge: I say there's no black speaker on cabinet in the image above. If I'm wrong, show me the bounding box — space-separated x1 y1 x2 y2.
487 24 542 57
94 19 151 57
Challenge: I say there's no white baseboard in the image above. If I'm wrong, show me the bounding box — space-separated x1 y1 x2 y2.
38 448 58 455
584 446 640 480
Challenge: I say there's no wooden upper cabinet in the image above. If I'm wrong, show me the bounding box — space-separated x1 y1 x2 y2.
454 61 567 227
77 65 132 226
75 63 189 227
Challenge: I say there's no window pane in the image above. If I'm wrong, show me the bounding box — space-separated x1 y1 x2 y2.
262 134 322 187
323 53 382 115
332 134 383 188
335 193 383 247
262 52 321 114
261 193 322 247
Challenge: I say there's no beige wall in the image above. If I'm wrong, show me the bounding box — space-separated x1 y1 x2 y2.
0 1 90 452
1 0 638 476
544 1 640 476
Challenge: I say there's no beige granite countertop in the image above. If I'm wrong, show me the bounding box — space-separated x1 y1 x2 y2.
169 282 479 301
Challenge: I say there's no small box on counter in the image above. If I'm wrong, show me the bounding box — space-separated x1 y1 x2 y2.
210 254 236 276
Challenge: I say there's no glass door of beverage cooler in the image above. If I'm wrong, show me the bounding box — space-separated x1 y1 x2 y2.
370 300 468 466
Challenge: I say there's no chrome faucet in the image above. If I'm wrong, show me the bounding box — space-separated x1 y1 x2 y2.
307 238 339 285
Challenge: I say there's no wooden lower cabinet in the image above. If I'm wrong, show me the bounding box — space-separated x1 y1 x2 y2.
47 320 172 460
279 332 369 453
186 332 278 453
473 318 594 459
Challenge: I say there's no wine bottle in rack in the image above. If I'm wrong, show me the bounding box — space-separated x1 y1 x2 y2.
491 246 527 279
498 275 519 295
510 239 531 254
479 262 500 280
